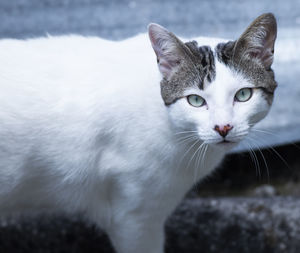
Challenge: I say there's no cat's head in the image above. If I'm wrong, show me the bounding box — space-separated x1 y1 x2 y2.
148 13 277 149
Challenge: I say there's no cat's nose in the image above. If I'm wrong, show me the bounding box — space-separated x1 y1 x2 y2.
214 124 233 137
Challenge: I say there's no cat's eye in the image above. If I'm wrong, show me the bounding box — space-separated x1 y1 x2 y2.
235 88 253 102
187 95 206 107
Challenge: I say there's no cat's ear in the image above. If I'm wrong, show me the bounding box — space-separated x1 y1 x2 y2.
236 13 277 69
148 23 184 79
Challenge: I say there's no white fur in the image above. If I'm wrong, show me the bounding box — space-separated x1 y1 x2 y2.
0 33 271 253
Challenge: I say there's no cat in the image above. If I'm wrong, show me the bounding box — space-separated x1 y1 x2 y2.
0 13 277 253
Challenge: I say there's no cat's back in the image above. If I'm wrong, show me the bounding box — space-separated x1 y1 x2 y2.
0 34 161 115
0 34 165 160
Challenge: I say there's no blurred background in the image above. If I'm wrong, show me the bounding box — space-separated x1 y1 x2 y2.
0 0 300 252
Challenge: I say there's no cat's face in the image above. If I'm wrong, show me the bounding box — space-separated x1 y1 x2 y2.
149 13 277 149
167 61 272 149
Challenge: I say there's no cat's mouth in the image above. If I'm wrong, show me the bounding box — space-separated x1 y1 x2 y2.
220 140 233 144
214 139 237 148
217 140 233 145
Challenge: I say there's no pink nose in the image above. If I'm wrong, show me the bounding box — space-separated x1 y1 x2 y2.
214 124 233 137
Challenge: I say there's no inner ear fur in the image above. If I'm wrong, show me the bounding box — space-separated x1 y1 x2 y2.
234 13 277 70
148 23 188 79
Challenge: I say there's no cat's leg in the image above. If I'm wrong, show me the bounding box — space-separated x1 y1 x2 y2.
107 215 165 253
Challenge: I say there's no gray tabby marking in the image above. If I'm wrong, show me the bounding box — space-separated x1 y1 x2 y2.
161 42 216 105
184 42 216 86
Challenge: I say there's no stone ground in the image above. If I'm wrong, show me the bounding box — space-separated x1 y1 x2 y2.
1 0 300 252
2 196 300 253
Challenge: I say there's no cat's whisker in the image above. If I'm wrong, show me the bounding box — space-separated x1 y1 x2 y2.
174 130 198 136
246 136 270 182
253 148 261 179
193 147 200 184
232 132 248 138
175 135 200 147
180 138 202 169
174 131 199 144
201 144 208 173
177 138 199 148
200 137 221 142
200 144 208 168
187 142 205 171
244 140 261 179
194 144 203 182
175 134 198 143
257 148 270 183
199 144 209 182
193 143 207 183
268 146 292 170
249 134 292 171
251 128 300 150
236 126 250 132
251 128 276 135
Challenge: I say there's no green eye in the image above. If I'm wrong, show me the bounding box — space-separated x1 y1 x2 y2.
235 88 253 102
187 95 206 107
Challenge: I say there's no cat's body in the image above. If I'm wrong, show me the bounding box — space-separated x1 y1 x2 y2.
0 14 277 253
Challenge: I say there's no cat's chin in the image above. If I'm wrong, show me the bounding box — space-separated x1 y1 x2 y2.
211 140 239 150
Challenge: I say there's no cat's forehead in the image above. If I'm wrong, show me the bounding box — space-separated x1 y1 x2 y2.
184 40 250 89
204 60 252 93
183 41 217 87
183 60 252 98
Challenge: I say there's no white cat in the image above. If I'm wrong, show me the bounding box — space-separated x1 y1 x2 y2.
0 13 277 253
